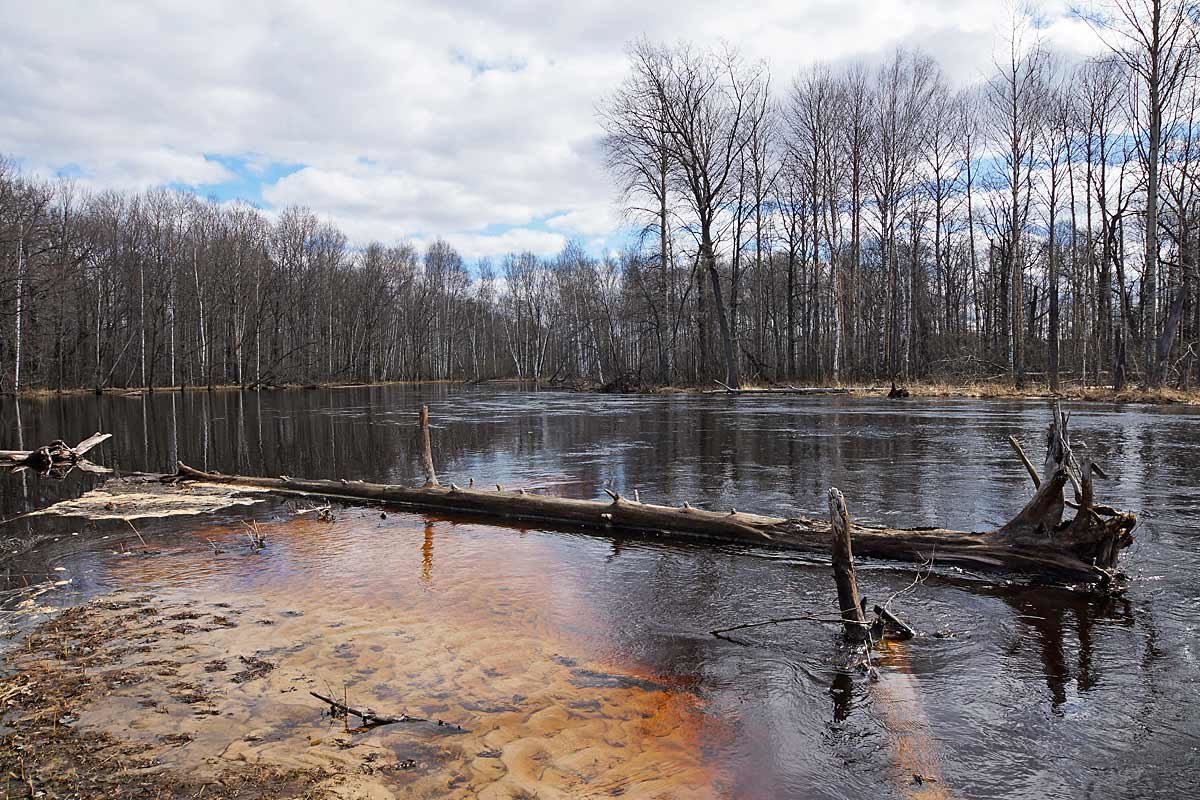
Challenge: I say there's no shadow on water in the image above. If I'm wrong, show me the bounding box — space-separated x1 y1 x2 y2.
1 385 1198 797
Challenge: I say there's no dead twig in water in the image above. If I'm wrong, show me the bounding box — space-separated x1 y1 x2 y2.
240 520 266 549
710 614 871 644
309 691 467 732
880 551 936 613
124 519 148 548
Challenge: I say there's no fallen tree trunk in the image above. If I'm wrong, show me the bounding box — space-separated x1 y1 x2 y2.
171 404 1135 588
0 433 112 474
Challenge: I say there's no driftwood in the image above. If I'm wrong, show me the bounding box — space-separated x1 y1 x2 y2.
0 433 112 475
171 403 1135 588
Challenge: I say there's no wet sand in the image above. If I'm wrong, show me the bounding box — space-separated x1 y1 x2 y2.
2 513 725 799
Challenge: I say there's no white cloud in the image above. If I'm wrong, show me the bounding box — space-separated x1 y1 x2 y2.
0 0 1112 258
430 229 568 261
545 205 622 238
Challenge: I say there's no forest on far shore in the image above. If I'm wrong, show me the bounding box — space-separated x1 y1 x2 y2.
1 1 1197 394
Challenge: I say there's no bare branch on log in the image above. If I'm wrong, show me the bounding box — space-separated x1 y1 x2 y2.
1008 435 1041 488
996 404 1136 581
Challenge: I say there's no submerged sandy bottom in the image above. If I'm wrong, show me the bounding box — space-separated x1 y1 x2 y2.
4 513 726 798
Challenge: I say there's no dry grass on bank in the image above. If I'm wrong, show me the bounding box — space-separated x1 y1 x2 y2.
8 378 1200 406
902 381 1200 405
647 379 1200 405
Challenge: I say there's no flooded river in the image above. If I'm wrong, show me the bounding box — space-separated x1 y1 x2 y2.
1 386 1198 798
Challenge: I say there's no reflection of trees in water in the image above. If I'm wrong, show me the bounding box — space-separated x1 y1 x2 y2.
421 521 434 583
988 584 1135 711
3 389 1180 536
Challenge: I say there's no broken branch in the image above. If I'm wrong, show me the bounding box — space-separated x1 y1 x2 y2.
309 691 466 732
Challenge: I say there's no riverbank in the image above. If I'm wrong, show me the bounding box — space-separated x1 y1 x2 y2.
644 380 1200 405
7 377 1199 406
879 381 1200 405
4 379 462 400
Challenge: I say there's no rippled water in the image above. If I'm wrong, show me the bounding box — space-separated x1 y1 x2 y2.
2 386 1198 798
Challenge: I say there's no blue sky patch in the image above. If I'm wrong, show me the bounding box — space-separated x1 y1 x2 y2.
182 153 305 206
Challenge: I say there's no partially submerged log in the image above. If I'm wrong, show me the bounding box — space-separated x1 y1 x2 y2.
829 489 867 638
0 432 112 475
418 404 438 487
170 403 1135 588
828 496 945 796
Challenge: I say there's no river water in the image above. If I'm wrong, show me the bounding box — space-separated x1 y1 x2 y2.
1 386 1197 798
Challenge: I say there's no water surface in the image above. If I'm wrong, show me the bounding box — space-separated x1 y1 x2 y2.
1 386 1197 798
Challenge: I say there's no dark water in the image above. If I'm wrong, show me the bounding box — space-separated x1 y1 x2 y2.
2 386 1198 798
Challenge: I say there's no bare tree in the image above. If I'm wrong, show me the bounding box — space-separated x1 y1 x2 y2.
632 42 768 389
866 49 940 382
986 9 1048 388
1040 77 1076 390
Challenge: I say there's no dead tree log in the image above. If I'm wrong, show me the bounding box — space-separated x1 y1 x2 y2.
829 488 867 638
418 405 438 488
171 403 1135 588
0 433 112 474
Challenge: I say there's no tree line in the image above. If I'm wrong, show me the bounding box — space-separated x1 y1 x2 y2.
0 165 659 391
2 1 1198 393
600 0 1200 390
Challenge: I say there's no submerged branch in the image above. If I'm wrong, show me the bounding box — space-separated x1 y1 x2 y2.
309 691 466 732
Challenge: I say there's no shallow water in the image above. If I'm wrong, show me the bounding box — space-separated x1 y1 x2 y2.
2 386 1198 798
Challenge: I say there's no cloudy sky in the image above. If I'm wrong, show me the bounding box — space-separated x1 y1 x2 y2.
1 1 1106 260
